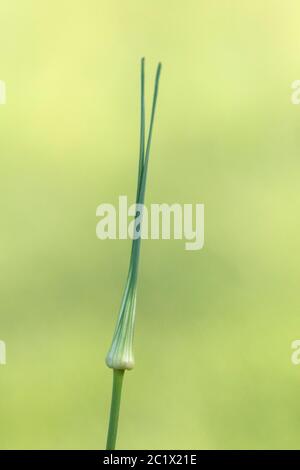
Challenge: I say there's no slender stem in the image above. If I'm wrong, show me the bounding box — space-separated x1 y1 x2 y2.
105 59 161 450
137 57 145 191
130 62 162 284
106 370 125 450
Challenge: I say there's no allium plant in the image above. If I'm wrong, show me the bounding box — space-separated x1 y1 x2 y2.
105 58 162 450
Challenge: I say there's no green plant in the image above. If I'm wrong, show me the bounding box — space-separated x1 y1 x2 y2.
105 58 162 450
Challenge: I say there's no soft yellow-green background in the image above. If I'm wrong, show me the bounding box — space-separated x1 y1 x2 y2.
0 0 300 449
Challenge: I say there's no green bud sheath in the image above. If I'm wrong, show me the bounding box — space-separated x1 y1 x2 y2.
106 277 137 370
106 59 162 371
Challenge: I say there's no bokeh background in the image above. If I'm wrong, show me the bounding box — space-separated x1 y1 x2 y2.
0 0 300 450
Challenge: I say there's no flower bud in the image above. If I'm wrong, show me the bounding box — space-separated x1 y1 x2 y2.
106 281 137 370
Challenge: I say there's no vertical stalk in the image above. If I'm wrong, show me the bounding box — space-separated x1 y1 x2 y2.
106 370 125 450
105 58 161 450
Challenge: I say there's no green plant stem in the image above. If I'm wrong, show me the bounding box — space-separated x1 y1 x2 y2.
106 370 125 450
105 59 161 450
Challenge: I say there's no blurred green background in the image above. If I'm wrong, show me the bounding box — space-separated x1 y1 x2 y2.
1 0 300 450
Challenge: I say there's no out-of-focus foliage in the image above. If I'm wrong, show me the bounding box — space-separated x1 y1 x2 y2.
0 0 300 449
